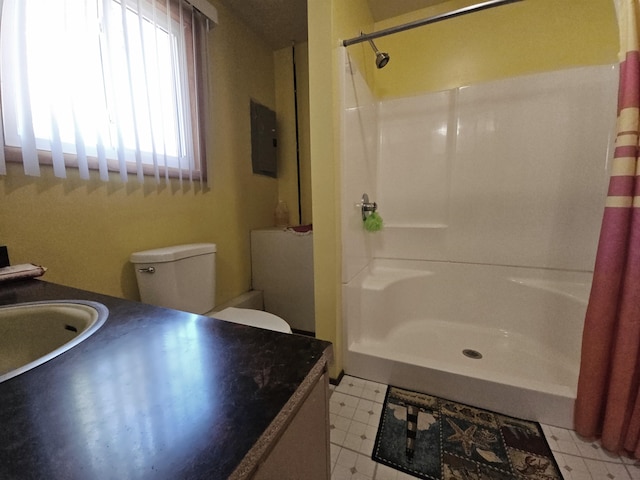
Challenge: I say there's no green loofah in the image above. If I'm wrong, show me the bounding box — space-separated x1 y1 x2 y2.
364 211 383 232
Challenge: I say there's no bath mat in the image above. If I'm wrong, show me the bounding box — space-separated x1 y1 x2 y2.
372 386 563 480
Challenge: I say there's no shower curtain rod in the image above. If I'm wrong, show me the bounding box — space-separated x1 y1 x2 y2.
342 0 523 47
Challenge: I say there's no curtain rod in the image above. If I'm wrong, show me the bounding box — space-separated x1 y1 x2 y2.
342 0 523 47
189 0 219 24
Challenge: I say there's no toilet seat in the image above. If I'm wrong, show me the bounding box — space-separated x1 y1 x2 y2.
210 307 292 334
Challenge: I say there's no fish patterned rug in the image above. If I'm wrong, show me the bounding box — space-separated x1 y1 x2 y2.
372 386 563 479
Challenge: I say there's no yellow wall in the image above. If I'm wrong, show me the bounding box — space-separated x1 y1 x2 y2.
0 1 280 306
308 0 374 378
372 0 618 97
334 2 376 91
274 42 312 226
308 0 619 378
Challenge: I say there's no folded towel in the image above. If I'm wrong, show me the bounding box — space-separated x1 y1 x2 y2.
286 224 313 236
0 264 47 282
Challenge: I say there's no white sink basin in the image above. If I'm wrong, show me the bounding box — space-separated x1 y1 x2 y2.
0 300 108 383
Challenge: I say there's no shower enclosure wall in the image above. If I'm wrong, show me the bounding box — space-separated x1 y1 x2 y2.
340 48 618 428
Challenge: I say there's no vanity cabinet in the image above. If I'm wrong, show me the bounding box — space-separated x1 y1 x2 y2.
250 372 330 479
0 279 333 480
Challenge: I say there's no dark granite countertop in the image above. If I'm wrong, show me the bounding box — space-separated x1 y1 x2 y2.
0 279 332 479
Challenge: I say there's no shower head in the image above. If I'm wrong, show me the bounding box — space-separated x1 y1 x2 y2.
366 38 390 69
375 51 390 69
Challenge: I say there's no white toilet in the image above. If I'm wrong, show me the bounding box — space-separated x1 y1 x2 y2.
130 243 292 334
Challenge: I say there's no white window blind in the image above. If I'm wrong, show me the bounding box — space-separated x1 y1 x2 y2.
0 0 213 184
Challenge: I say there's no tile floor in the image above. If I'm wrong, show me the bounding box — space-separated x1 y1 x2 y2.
329 375 640 480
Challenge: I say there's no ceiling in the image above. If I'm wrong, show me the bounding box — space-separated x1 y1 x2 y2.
216 0 447 50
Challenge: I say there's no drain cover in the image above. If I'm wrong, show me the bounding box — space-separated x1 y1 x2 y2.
462 349 483 359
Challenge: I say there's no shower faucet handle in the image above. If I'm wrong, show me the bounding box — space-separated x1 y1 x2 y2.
358 193 378 221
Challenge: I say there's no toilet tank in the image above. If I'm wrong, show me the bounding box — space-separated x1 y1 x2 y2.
130 244 216 314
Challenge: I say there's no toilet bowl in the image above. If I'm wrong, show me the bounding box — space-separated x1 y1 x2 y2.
130 244 292 334
212 307 291 334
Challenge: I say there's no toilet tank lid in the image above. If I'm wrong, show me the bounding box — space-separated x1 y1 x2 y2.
130 243 216 263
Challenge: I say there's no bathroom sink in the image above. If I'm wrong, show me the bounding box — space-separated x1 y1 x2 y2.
0 300 108 383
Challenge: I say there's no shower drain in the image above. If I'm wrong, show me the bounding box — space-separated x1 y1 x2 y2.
462 349 483 359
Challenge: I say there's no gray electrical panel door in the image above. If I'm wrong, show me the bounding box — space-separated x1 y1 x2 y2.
250 100 277 177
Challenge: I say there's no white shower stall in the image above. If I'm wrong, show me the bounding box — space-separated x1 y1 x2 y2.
340 48 618 427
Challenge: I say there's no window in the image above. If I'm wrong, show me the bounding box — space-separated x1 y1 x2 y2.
0 0 213 183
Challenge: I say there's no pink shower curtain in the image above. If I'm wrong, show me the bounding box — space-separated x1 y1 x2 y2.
574 0 640 457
